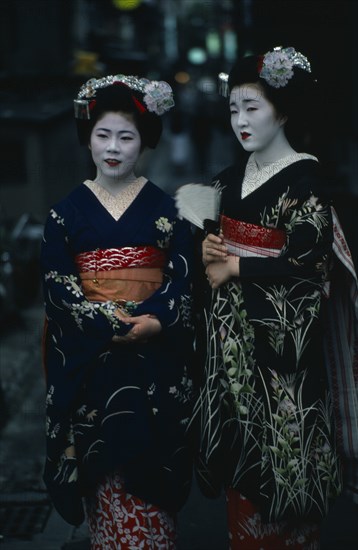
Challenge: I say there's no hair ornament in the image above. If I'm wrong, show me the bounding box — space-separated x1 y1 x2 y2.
259 46 311 89
218 72 229 98
74 74 175 119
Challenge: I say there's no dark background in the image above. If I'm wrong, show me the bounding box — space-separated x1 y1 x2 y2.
0 2 356 546
0 0 357 262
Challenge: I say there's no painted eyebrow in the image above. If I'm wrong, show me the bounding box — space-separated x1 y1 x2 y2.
230 98 260 106
95 127 136 134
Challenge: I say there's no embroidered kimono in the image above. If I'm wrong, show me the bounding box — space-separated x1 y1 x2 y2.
190 154 345 525
41 180 194 526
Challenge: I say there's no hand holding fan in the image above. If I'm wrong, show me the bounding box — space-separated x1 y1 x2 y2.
174 182 223 235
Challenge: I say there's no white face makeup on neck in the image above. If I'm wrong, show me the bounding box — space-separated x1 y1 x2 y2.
229 84 293 165
89 111 142 192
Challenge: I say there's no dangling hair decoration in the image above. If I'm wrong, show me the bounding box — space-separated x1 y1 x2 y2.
218 72 229 97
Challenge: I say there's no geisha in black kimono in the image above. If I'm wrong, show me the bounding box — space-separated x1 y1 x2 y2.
41 75 194 548
187 47 358 549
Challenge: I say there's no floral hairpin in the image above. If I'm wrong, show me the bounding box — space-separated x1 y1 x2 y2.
217 46 311 97
74 74 175 119
258 46 311 88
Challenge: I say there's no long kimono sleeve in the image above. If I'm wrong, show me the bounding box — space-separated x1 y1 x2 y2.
41 208 131 354
134 216 194 331
239 185 333 283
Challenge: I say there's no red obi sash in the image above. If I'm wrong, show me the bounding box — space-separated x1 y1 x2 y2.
75 246 166 272
74 246 166 304
221 214 286 258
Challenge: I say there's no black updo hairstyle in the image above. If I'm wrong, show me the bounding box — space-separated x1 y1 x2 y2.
228 50 318 150
76 82 162 149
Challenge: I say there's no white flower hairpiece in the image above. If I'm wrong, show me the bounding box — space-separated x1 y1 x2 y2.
143 81 175 116
259 46 311 89
74 74 174 119
217 46 312 97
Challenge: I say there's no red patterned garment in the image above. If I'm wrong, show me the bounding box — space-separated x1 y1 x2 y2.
226 489 320 550
75 246 166 272
85 472 177 549
220 214 286 258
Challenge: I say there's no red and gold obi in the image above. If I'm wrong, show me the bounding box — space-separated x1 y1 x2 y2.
75 246 166 305
220 214 286 258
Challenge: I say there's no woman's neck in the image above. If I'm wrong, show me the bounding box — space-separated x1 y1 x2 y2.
253 133 296 169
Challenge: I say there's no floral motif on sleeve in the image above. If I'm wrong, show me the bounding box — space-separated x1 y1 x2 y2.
155 216 174 248
50 208 65 226
45 272 83 298
261 188 329 241
258 186 332 280
44 271 122 332
283 195 329 241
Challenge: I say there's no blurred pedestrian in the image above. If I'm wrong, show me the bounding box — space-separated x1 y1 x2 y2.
186 46 358 549
41 74 194 548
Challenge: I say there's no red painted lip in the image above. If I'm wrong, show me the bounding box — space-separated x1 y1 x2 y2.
241 132 251 140
105 159 120 167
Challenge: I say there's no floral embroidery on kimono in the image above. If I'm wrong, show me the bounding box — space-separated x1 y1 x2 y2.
190 156 342 523
41 180 194 525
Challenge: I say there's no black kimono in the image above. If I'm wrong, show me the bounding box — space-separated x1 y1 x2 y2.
190 154 342 523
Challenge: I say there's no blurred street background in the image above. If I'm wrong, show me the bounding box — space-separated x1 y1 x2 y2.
0 0 357 548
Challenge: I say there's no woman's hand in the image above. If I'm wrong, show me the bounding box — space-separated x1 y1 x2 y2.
112 314 162 344
206 256 240 289
202 232 228 267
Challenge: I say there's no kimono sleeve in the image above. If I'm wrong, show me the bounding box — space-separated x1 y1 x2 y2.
239 187 333 283
134 216 194 330
41 208 131 341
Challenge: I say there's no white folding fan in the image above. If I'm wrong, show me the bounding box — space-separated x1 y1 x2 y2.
174 182 223 234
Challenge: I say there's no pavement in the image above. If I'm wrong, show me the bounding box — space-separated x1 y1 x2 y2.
0 128 233 549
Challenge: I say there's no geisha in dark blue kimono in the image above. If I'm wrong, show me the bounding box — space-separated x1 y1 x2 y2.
41 75 194 548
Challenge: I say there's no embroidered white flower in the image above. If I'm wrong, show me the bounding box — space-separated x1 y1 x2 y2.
46 385 54 406
50 209 65 225
155 217 173 233
155 217 174 248
50 422 60 439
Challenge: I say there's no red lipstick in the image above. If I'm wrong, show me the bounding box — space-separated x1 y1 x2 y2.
241 132 251 140
105 159 120 167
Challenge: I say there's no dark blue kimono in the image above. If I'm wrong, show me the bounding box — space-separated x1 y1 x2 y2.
41 181 194 525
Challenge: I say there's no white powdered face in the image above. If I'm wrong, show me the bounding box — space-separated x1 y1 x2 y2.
89 111 142 192
229 84 290 165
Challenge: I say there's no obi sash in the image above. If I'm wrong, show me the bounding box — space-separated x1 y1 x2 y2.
220 214 286 258
75 246 166 306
